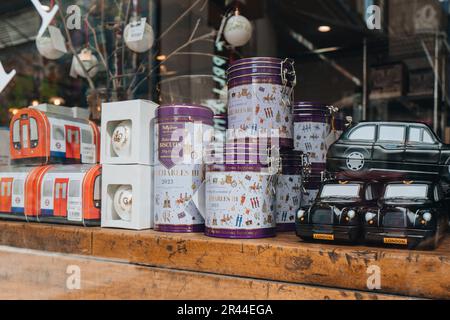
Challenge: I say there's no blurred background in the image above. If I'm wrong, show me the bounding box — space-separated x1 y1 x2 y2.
0 0 449 139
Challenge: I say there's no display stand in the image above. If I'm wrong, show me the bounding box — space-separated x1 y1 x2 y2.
0 221 448 299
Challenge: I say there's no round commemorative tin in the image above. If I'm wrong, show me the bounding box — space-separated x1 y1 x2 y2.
227 57 296 148
153 104 214 233
205 142 277 239
293 102 343 165
275 150 303 232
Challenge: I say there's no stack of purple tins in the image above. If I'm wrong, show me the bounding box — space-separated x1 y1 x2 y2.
227 57 296 149
292 102 345 206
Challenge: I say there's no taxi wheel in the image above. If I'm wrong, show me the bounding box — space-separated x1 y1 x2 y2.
343 148 370 174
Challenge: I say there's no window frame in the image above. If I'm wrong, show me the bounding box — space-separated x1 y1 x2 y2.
42 180 53 198
68 180 81 198
377 125 406 143
12 120 20 144
407 126 437 145
384 184 429 200
93 176 101 202
347 125 376 142
29 117 39 148
53 125 65 141
21 123 29 149
13 179 24 196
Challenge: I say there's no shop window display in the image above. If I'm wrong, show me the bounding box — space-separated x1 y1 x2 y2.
0 0 449 301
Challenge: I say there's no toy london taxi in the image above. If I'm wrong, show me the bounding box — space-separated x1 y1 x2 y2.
363 180 448 250
296 180 379 243
327 122 450 183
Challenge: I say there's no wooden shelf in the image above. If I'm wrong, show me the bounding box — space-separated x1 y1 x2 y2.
0 246 403 300
0 221 449 299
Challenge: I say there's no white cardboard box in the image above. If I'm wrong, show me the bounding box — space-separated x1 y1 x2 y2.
101 99 158 165
101 164 153 230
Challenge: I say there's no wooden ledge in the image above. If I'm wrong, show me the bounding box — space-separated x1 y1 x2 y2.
0 246 407 300
0 221 448 299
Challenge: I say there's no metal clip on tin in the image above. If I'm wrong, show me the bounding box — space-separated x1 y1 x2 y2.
301 153 312 182
280 58 296 107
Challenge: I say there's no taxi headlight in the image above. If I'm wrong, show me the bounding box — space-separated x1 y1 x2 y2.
422 212 432 222
365 212 376 222
297 209 305 219
347 210 356 219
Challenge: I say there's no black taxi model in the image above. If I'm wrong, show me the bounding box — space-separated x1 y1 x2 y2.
363 181 449 250
296 181 380 243
327 122 450 183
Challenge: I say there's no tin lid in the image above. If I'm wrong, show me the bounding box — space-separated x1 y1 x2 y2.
206 142 272 154
207 163 271 172
292 101 328 107
228 63 284 74
229 57 286 67
228 76 295 89
292 102 330 113
157 104 214 119
224 142 269 148
228 65 282 76
228 57 296 85
213 114 227 120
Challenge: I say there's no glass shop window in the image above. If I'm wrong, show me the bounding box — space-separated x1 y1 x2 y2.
69 180 81 198
378 126 405 143
82 129 93 144
93 176 101 201
13 179 24 196
348 125 375 141
43 180 53 198
53 126 65 141
12 120 20 143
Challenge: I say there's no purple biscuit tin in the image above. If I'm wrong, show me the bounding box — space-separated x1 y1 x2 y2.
227 57 296 149
205 145 277 239
293 102 344 165
276 149 304 232
154 104 214 233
